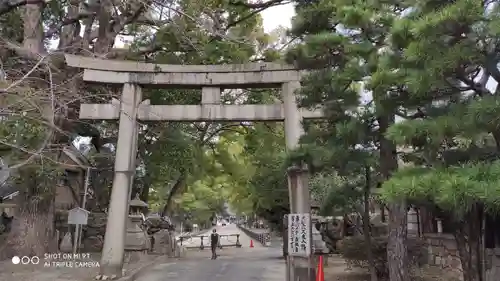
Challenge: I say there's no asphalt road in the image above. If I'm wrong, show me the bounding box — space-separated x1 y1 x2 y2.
136 224 285 281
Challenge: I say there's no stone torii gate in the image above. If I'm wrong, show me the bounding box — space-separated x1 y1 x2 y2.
65 54 324 280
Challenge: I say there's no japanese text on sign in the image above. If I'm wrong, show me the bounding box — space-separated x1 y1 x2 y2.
287 213 311 257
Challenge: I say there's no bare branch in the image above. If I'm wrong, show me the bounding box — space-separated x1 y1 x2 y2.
0 0 43 16
229 0 289 9
45 12 95 39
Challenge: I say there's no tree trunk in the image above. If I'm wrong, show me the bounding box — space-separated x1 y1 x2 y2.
141 183 150 203
363 165 378 281
455 205 484 281
137 174 152 203
161 175 187 216
0 3 59 260
23 2 44 55
4 0 152 263
419 207 435 233
342 213 349 237
386 201 408 279
378 112 409 281
380 205 386 223
2 204 55 259
1 169 57 259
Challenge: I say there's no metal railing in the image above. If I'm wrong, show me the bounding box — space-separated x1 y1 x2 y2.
236 224 271 247
178 234 243 250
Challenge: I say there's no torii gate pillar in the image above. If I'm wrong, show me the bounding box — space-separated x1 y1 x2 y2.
99 84 142 277
283 81 303 212
283 81 316 281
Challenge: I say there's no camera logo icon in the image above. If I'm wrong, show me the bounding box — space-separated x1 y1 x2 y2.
11 256 39 265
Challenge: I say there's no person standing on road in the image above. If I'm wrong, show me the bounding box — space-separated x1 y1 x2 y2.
210 229 219 259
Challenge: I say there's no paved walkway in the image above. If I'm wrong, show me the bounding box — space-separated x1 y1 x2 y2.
135 224 285 281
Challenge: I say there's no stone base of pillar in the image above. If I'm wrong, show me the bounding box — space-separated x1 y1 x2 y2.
97 263 124 279
175 245 187 258
293 265 316 281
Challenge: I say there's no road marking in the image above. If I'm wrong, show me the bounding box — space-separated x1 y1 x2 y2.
166 272 179 277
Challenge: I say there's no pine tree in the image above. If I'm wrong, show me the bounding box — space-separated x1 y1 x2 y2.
286 1 411 279
380 1 500 281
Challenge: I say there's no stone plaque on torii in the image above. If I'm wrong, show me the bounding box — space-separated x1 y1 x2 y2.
64 54 325 280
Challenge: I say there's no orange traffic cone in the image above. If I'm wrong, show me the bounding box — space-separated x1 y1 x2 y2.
316 255 324 281
250 240 254 248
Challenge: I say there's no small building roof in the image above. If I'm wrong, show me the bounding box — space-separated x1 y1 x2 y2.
130 198 148 208
62 145 91 169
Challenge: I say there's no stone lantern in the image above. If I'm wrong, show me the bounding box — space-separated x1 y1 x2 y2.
125 194 150 251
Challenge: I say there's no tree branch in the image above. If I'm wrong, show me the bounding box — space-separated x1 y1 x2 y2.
0 0 42 16
45 12 95 39
201 123 244 145
229 0 289 9
161 175 187 216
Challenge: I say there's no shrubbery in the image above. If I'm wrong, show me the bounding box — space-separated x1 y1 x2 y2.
338 236 426 279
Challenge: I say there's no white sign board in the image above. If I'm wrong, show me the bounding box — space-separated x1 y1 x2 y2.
67 207 89 225
287 213 311 257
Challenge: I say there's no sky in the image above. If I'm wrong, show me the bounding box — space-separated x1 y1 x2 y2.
261 3 295 32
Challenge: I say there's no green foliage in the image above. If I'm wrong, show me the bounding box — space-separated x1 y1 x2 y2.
0 116 48 158
284 0 395 204
175 178 228 224
283 2 500 280
311 172 364 216
381 161 500 217
125 0 288 222
217 122 290 223
0 9 22 42
375 0 500 225
243 123 289 214
386 96 500 151
286 0 500 220
0 85 60 180
210 134 255 215
0 84 62 213
0 0 293 255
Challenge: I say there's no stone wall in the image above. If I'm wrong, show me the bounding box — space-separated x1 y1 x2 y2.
424 233 500 281
485 248 500 281
424 233 462 279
